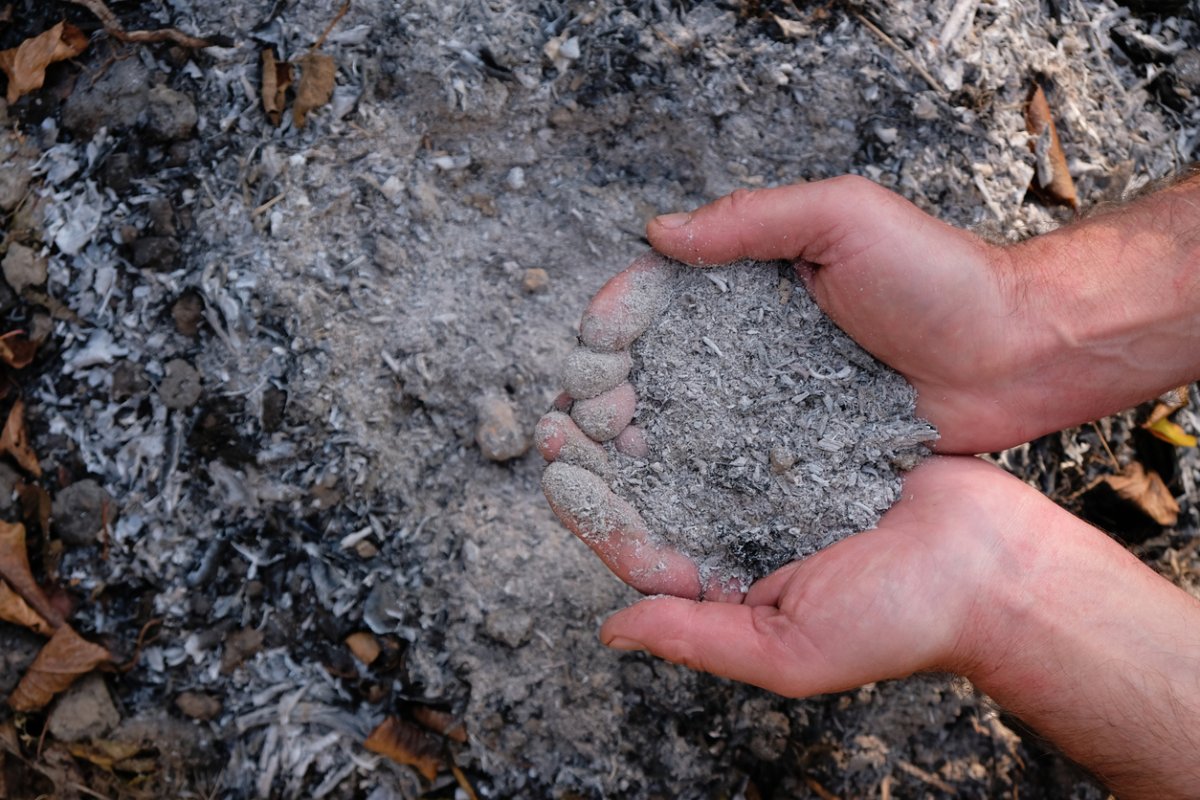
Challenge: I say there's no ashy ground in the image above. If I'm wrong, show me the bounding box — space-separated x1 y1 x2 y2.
1 0 1198 797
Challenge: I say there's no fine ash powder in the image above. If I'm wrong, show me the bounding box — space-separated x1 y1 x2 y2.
614 261 937 587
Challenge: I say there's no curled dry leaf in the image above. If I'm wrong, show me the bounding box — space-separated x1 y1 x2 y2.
412 705 467 743
0 333 37 370
0 21 88 104
1145 417 1198 448
261 49 292 127
364 716 443 781
9 624 111 711
1025 83 1077 209
1101 462 1179 527
292 52 335 129
1 399 41 477
0 579 52 634
0 519 61 628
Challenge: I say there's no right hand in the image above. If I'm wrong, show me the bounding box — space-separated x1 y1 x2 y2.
646 176 1080 454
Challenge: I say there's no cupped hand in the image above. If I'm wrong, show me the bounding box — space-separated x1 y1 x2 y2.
648 177 1046 454
595 455 1040 697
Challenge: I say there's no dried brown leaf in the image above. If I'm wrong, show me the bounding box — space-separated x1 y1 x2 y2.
345 631 380 665
0 519 61 628
1 399 41 477
1102 462 1179 527
0 333 36 369
292 52 335 129
17 481 51 537
261 49 292 127
67 739 143 770
412 705 467 743
364 716 442 780
1025 83 1077 209
0 579 51 634
9 624 111 711
1145 386 1190 427
0 22 88 104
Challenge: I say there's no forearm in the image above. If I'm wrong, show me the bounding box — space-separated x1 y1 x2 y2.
1003 173 1200 430
959 499 1200 797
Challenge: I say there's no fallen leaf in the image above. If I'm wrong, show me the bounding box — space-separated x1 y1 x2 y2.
1145 386 1190 427
0 22 88 104
1145 417 1197 448
412 705 467 743
0 519 62 628
364 716 442 780
772 14 810 38
1101 462 1179 527
1025 83 1077 209
67 739 143 770
9 624 111 712
0 579 51 634
345 631 380 665
0 333 36 369
1 399 41 477
16 481 51 537
292 52 335 129
261 49 292 127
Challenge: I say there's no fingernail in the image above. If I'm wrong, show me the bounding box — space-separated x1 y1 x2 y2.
604 636 646 652
654 212 691 230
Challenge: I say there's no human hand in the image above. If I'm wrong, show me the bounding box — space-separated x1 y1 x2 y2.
647 175 1200 454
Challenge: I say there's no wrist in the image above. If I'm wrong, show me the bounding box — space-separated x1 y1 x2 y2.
999 177 1200 431
950 486 1200 797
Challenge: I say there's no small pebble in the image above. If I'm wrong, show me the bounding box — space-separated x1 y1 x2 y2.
131 236 181 271
522 268 549 293
160 359 203 410
175 691 223 721
172 292 204 337
476 395 529 461
47 675 119 742
1 243 46 292
769 446 796 474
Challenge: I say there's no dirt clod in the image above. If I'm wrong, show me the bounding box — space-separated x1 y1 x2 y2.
175 691 222 721
51 479 114 547
522 267 549 292
47 674 119 742
144 85 198 141
171 292 204 337
159 359 202 410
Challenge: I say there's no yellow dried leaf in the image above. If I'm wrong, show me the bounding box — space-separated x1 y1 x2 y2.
1145 417 1197 447
0 519 61 628
1025 83 1077 209
0 22 88 104
364 716 442 780
1102 462 1179 527
0 579 52 634
1 399 40 477
9 624 111 712
261 49 292 127
345 631 380 665
292 52 335 129
68 739 143 770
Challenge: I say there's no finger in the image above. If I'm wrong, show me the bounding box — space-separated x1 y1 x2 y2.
535 412 611 476
579 252 678 352
571 382 636 442
600 596 823 695
646 176 968 270
612 424 648 458
542 462 702 599
561 347 633 400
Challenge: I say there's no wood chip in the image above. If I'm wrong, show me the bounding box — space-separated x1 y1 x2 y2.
345 631 381 665
1025 83 1077 208
364 716 443 780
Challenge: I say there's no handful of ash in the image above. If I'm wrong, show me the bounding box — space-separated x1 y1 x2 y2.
545 253 937 590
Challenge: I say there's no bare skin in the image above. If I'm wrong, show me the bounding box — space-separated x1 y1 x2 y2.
541 175 1200 797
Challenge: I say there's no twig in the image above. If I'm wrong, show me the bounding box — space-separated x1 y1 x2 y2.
895 760 958 795
311 0 351 52
450 763 479 800
851 11 945 96
68 0 212 48
1091 421 1120 469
